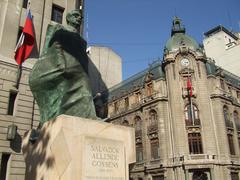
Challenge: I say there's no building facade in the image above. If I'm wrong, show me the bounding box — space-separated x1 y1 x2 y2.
203 25 240 77
106 18 240 180
0 0 84 179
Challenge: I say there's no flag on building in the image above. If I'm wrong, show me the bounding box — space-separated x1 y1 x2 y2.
14 10 35 65
187 77 193 97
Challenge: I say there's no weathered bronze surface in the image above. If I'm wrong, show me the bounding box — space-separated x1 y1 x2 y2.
29 10 97 125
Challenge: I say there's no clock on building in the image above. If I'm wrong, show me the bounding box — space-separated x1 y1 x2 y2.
181 58 190 66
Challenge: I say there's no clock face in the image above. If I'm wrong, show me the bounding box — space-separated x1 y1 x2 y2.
181 58 190 66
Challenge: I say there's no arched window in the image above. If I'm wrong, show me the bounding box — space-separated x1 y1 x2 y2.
233 111 239 123
135 116 142 131
223 106 230 122
149 110 158 126
223 106 233 128
184 104 200 126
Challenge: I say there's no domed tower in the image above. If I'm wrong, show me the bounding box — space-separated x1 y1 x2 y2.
162 17 219 179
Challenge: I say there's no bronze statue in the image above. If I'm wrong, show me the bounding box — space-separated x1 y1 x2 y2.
29 10 97 126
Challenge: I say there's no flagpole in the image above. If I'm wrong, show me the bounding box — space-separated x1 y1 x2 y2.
14 2 31 90
189 93 195 125
14 65 22 89
187 68 195 126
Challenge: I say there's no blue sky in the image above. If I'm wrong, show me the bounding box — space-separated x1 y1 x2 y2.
85 0 240 80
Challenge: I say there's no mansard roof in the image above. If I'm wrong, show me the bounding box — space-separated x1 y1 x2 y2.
206 61 240 88
107 60 165 102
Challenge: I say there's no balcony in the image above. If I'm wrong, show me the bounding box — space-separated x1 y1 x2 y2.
185 119 201 127
225 120 234 129
135 129 142 138
147 124 158 135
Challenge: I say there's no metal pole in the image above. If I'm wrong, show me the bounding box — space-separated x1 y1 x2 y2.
14 65 22 89
39 0 46 54
189 95 195 125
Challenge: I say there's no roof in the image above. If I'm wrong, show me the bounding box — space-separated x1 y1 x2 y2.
204 25 239 40
206 61 240 88
165 17 200 52
165 33 200 52
107 60 165 102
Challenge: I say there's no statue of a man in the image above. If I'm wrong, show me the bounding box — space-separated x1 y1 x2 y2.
29 10 97 126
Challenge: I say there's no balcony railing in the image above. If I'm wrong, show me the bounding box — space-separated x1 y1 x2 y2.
225 120 234 129
135 129 142 138
185 119 201 126
147 124 158 134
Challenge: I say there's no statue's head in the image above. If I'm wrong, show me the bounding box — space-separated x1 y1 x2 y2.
66 9 82 31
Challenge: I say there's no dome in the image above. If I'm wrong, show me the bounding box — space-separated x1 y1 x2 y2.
165 33 200 51
164 17 200 52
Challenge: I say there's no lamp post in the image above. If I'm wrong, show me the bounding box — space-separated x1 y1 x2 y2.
7 124 17 141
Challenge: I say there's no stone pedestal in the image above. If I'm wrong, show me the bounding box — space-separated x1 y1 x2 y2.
22 115 136 180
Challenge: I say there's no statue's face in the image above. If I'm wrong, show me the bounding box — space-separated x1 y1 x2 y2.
67 10 82 29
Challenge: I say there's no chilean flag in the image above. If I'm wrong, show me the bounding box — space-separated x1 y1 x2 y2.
14 10 35 65
187 77 193 97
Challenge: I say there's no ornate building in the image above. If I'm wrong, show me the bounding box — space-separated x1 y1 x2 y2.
106 18 240 180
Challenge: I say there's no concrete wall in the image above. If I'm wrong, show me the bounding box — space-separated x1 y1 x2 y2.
88 46 122 95
0 0 78 62
203 30 240 76
0 57 39 180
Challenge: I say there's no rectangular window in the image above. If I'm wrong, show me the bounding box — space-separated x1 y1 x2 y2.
238 136 240 146
146 83 153 96
124 97 129 110
51 4 64 24
22 0 28 8
197 62 201 78
0 153 10 180
237 91 240 99
136 144 143 162
228 134 235 155
230 172 239 180
228 86 232 95
135 91 141 103
220 79 225 90
151 140 159 159
114 101 119 113
7 91 17 115
188 133 203 154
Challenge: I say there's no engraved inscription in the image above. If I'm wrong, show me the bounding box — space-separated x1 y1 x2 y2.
83 137 125 180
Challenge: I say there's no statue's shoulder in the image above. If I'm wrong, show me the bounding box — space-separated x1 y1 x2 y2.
41 24 65 55
46 24 64 34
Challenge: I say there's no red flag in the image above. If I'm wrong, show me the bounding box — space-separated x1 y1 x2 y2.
187 77 193 97
14 10 34 65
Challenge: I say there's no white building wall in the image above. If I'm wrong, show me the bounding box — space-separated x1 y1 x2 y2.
203 30 240 76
